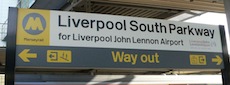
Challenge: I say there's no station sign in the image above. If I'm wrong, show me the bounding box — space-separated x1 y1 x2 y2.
14 8 224 69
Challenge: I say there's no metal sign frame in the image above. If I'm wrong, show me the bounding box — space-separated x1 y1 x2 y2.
5 7 17 85
5 8 230 85
219 25 230 85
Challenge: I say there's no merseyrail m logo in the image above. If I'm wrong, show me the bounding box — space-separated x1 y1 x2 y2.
17 9 50 46
22 13 46 35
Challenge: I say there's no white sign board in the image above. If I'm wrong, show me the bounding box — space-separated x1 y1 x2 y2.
47 11 222 52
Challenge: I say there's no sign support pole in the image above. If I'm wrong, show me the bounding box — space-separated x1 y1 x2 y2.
219 25 230 85
5 7 17 85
